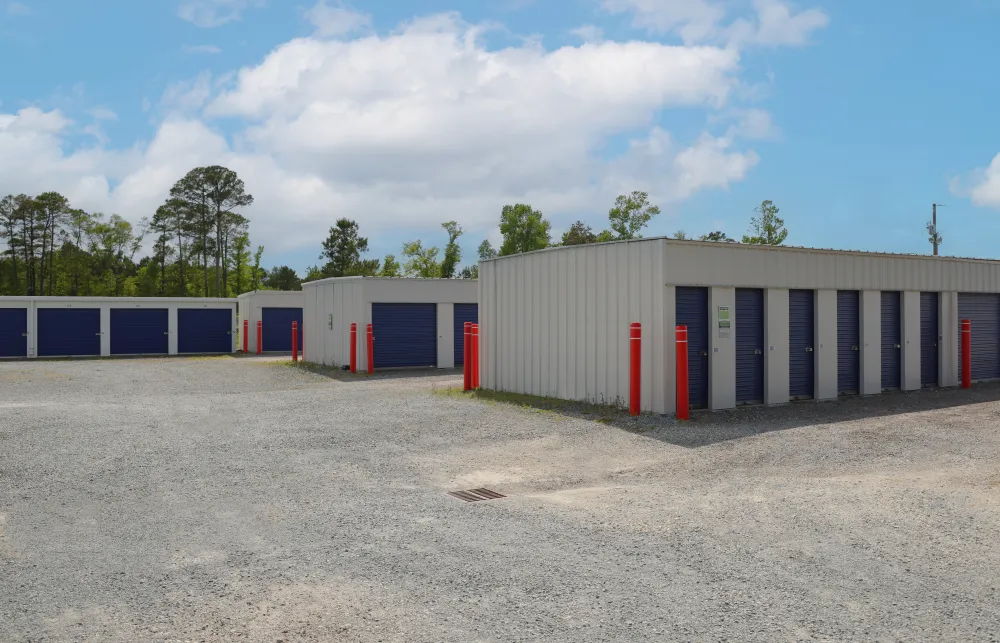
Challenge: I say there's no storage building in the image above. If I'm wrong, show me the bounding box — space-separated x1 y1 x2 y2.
302 277 478 371
0 297 238 359
237 290 304 353
477 238 1000 414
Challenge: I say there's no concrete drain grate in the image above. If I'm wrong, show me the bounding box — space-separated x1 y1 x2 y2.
447 488 506 502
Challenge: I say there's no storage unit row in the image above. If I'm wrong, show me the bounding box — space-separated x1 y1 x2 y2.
302 277 478 370
0 298 237 358
236 290 305 353
478 238 1000 414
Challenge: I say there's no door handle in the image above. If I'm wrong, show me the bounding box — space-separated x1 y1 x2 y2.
21 332 28 337
894 344 901 349
933 342 938 347
699 350 708 356
163 332 170 336
754 349 762 355
805 347 813 352
852 345 859 351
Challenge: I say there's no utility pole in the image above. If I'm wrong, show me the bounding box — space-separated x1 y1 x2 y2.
928 203 944 256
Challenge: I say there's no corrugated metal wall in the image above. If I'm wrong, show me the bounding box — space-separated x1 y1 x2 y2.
480 239 667 413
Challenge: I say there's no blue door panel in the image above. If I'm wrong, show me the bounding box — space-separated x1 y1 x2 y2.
110 309 168 355
37 308 101 357
676 287 709 409
920 293 938 387
881 291 902 389
837 290 860 394
453 303 478 366
735 288 764 404
789 290 815 399
0 308 28 357
261 307 303 352
177 309 233 354
372 303 437 369
957 293 1000 382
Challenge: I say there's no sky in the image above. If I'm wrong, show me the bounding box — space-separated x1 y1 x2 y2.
2 0 1000 274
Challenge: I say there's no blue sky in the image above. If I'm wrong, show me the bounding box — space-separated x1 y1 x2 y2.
2 0 1000 274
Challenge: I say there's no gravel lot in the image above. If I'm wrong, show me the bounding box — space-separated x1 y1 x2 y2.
2 356 1000 642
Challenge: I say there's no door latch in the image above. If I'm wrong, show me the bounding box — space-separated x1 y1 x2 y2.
21 332 28 337
805 347 813 352
699 350 708 356
754 349 762 355
894 344 901 349
852 345 859 351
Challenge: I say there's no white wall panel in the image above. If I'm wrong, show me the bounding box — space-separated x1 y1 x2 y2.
764 288 790 405
815 289 838 401
860 290 882 395
901 291 922 391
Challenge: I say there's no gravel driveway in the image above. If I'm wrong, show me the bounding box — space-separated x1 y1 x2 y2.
1 356 999 642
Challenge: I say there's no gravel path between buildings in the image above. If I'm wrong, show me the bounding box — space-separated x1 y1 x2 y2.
1 356 999 642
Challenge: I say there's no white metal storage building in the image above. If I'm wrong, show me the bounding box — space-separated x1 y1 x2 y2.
478 238 1000 414
302 277 478 371
237 290 304 353
0 297 238 359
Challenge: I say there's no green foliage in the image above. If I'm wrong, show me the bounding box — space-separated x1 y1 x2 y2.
673 230 688 240
499 203 551 256
379 254 401 277
478 240 497 261
401 240 441 277
319 218 371 278
699 231 735 242
302 265 326 283
561 221 598 246
608 191 660 240
440 221 463 278
742 200 788 246
346 258 381 277
263 265 302 291
460 265 478 279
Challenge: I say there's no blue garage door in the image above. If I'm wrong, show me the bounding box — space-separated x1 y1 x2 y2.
37 308 101 357
177 308 233 354
372 303 437 369
0 308 28 358
453 303 478 366
676 287 709 409
789 289 815 399
881 291 902 390
837 290 860 394
735 288 764 404
261 307 303 352
920 292 939 387
110 309 168 355
958 293 1000 382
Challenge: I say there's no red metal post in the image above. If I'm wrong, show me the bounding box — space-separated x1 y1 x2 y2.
961 319 971 389
471 323 480 389
256 320 262 356
242 319 248 353
629 322 641 416
676 325 690 420
463 321 472 391
366 323 374 374
350 323 357 373
291 321 298 362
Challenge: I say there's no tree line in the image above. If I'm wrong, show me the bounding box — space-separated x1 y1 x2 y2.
0 165 293 297
290 195 790 286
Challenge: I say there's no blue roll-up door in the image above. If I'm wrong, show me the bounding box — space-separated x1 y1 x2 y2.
735 288 764 404
789 289 815 399
920 292 939 387
957 293 1000 382
37 308 101 357
676 287 709 409
881 291 902 390
453 303 478 366
837 291 860 394
372 303 437 369
261 307 303 352
110 309 168 355
0 308 28 358
177 308 233 354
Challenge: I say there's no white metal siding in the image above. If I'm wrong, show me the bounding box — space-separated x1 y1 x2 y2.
480 239 667 413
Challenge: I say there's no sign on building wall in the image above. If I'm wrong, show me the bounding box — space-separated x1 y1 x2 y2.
717 305 731 338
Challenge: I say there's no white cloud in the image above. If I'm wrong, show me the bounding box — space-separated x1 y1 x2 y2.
601 0 827 47
570 25 605 43
955 154 1000 209
183 44 223 54
304 0 371 38
0 11 782 263
177 0 262 28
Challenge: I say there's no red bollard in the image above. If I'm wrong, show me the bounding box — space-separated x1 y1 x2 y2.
350 323 357 373
629 322 641 416
243 319 248 353
961 319 971 389
676 325 690 420
256 320 262 356
463 321 472 391
291 321 298 362
471 323 480 389
366 323 374 374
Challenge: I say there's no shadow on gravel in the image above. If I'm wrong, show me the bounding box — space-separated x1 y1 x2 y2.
288 360 462 383
436 382 1000 449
